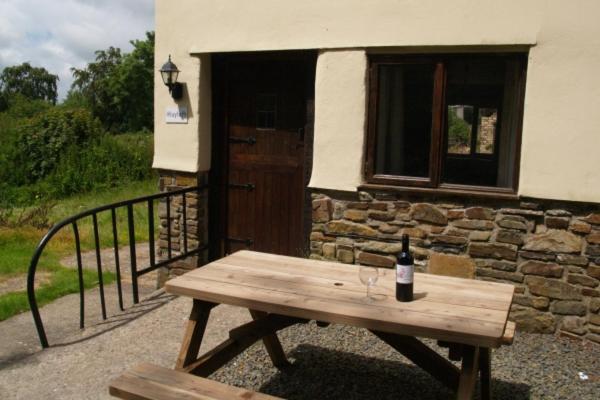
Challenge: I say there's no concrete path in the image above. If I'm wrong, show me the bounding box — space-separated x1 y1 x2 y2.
0 287 251 399
0 243 252 399
60 242 159 288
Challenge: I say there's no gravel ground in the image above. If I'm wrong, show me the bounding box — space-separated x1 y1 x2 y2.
1 290 598 399
212 322 600 400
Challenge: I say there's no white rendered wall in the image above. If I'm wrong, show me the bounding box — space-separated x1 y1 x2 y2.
154 0 600 203
309 50 367 192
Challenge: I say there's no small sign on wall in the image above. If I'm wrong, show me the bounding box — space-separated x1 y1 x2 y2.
165 107 188 124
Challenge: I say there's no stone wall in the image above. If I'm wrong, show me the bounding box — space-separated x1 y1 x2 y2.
156 171 208 286
310 191 600 343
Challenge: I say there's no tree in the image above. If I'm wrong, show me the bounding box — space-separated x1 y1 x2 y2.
111 31 155 131
69 46 123 130
68 31 154 132
14 107 103 183
0 63 58 108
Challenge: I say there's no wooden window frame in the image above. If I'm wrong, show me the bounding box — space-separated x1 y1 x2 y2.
365 53 527 196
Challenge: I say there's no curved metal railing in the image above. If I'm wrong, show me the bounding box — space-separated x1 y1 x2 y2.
27 184 208 348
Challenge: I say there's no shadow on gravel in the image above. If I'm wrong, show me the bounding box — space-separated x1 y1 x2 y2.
259 345 531 400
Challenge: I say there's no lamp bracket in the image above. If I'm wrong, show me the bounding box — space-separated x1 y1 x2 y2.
170 82 183 100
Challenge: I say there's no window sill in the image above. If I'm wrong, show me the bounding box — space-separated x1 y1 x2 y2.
358 183 519 201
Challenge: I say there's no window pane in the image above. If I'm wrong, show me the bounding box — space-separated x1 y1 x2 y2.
375 64 434 178
256 93 276 129
476 108 497 154
447 105 473 154
443 58 505 187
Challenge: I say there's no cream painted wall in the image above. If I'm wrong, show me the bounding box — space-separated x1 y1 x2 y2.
309 50 367 192
153 4 211 173
518 0 600 203
154 0 541 174
154 0 600 202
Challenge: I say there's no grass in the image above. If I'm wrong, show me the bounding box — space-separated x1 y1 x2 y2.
0 178 159 321
0 266 116 321
49 178 159 249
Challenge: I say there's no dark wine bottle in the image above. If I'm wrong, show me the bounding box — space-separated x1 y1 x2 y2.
396 234 414 302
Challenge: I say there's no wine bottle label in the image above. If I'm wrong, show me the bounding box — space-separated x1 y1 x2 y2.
396 263 414 284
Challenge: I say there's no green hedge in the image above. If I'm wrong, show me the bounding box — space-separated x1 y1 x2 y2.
46 132 154 196
0 102 154 207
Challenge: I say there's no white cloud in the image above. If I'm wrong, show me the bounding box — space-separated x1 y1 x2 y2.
0 0 154 100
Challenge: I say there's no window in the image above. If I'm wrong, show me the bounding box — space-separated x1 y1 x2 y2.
256 93 277 129
366 54 527 192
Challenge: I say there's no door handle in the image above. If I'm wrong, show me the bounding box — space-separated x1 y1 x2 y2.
227 237 254 246
228 183 255 191
229 136 256 145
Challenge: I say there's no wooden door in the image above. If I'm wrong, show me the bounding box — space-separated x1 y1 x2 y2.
214 54 315 257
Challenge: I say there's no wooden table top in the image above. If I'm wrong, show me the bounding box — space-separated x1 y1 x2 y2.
165 250 515 348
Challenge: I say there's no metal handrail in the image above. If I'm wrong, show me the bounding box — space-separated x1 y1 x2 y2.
27 184 208 348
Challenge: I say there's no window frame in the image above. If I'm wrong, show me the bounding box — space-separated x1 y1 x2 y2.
364 53 527 195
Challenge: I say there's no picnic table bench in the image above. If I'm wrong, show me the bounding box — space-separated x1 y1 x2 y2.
110 250 515 400
109 363 281 400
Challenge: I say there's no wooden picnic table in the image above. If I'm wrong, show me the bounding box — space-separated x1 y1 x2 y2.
164 250 515 400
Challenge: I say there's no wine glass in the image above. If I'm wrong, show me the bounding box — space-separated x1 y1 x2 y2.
358 266 379 300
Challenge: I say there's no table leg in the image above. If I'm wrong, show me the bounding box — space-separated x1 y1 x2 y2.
456 345 480 400
250 309 291 369
479 347 492 400
175 299 216 370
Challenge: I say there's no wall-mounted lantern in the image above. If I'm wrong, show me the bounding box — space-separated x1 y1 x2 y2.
160 55 183 100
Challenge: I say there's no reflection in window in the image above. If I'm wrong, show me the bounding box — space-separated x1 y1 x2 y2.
257 93 277 129
447 105 473 154
476 108 497 154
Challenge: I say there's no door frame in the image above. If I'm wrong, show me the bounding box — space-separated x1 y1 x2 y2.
209 50 317 261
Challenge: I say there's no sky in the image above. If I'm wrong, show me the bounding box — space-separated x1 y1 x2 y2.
0 0 155 100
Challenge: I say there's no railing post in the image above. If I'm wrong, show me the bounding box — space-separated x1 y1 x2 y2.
182 193 188 254
127 204 139 304
166 194 172 259
27 254 49 348
111 208 124 311
26 185 205 348
72 221 85 329
92 213 107 320
148 199 156 269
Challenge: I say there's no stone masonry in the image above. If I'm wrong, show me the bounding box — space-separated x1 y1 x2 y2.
156 171 208 286
310 191 600 344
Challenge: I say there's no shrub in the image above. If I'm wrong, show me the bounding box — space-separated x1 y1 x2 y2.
4 93 53 119
46 132 154 197
15 107 103 182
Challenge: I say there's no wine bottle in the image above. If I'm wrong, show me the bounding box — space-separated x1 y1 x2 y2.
396 234 414 302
